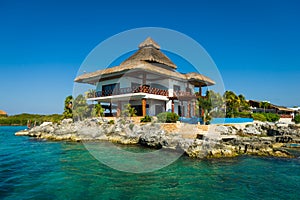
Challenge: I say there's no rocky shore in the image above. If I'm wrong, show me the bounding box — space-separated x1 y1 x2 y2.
15 118 300 159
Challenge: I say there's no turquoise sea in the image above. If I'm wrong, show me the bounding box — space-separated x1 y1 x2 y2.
1 126 300 200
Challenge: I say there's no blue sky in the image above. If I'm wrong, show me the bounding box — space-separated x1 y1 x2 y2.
0 0 300 115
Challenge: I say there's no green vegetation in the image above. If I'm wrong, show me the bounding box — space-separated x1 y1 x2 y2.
72 94 91 121
63 95 73 119
251 113 267 122
122 104 137 119
251 113 280 122
108 119 115 125
129 123 134 130
157 112 179 123
92 103 105 118
294 115 300 124
259 101 271 113
224 91 250 118
0 113 62 126
140 115 152 123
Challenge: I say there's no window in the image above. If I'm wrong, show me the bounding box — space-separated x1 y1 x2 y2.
102 83 119 96
173 85 180 92
131 82 140 89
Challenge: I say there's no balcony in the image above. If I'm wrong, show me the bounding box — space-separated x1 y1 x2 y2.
87 85 169 98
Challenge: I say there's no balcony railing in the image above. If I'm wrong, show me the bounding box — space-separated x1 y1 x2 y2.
86 85 205 99
87 85 169 98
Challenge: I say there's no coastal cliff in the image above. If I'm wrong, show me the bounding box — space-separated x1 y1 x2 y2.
15 118 300 159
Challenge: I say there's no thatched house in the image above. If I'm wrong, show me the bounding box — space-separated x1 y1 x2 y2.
75 37 215 117
0 110 8 117
249 100 294 118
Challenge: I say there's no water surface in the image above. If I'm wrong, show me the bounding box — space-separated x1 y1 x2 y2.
1 126 299 199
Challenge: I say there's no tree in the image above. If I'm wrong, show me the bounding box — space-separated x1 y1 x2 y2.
224 91 240 118
197 95 212 124
85 89 96 99
73 94 90 121
122 104 137 119
259 101 270 113
63 95 73 119
92 103 105 118
238 94 250 112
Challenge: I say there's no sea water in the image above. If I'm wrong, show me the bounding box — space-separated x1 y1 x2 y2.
1 126 299 200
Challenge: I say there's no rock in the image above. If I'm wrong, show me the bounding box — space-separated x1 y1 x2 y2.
242 126 261 135
40 122 53 127
15 130 29 136
61 118 73 125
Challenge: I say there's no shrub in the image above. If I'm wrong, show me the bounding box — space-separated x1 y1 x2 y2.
129 124 134 130
251 113 267 122
235 111 252 118
140 115 152 123
108 119 115 125
157 112 179 123
265 113 280 122
294 115 300 124
251 113 280 122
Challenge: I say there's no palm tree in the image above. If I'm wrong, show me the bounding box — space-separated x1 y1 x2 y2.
73 94 90 121
63 95 73 119
224 91 240 118
122 104 137 119
93 103 105 118
259 101 270 113
85 89 96 99
197 96 212 124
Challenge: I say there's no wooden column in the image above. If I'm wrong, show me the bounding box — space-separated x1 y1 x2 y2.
142 73 147 85
142 98 146 117
199 83 202 97
171 100 174 113
187 101 191 118
117 101 121 117
193 101 196 117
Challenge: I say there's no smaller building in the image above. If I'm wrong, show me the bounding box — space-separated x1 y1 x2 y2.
249 100 294 118
0 110 8 117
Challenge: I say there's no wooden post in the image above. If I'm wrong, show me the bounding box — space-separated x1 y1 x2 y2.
142 72 147 85
199 83 202 97
142 98 146 117
117 101 121 117
171 100 174 113
193 101 196 117
187 101 191 118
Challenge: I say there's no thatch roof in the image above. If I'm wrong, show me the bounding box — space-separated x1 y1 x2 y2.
121 37 177 69
75 62 215 86
74 37 215 86
0 110 7 115
138 37 160 49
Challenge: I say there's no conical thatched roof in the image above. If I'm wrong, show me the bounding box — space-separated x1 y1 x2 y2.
74 37 215 86
138 37 160 49
75 62 215 86
0 110 7 116
120 37 177 69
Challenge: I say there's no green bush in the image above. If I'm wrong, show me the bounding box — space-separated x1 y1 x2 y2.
129 124 134 130
108 119 115 125
251 113 280 122
235 112 252 118
265 113 280 122
251 113 267 122
0 113 63 126
157 112 179 123
140 115 152 123
294 115 300 124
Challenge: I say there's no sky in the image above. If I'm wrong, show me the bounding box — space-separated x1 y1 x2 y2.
0 0 300 115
